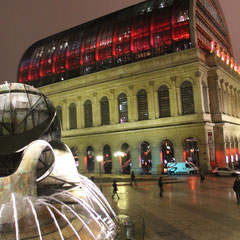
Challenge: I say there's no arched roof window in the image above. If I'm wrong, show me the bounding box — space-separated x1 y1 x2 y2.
100 97 110 125
69 103 77 129
180 81 195 115
158 85 170 118
118 93 128 123
137 89 148 121
84 100 93 128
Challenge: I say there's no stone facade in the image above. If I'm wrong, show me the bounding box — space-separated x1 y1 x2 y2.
39 48 240 174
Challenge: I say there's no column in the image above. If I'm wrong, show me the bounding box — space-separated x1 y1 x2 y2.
62 100 68 130
153 90 159 118
151 146 161 174
174 141 184 163
229 86 233 116
77 96 82 129
224 83 229 115
219 81 224 113
110 89 118 124
77 145 85 174
170 76 179 116
237 91 240 118
131 147 141 174
198 143 211 173
80 99 85 128
112 149 121 174
132 95 138 121
232 87 235 116
94 148 103 175
92 93 100 126
233 88 237 117
127 85 134 122
194 71 204 114
208 75 221 115
148 81 155 120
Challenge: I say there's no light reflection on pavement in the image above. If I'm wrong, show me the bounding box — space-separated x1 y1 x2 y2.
102 176 240 240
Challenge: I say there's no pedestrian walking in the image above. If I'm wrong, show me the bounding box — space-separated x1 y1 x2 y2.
200 173 205 183
158 176 163 197
112 180 120 200
233 176 240 204
130 171 137 186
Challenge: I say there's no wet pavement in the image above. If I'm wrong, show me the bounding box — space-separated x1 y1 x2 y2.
88 175 240 240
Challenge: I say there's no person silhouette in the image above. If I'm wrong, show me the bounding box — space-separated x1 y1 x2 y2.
200 173 205 183
112 180 120 200
233 176 240 204
130 171 137 186
158 176 163 197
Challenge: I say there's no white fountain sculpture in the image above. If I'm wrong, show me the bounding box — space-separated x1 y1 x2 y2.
0 140 118 240
0 82 118 240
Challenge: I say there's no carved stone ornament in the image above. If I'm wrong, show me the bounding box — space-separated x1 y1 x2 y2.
170 76 177 82
194 71 201 77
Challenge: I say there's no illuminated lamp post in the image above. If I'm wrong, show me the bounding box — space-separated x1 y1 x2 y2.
96 155 103 192
114 151 124 173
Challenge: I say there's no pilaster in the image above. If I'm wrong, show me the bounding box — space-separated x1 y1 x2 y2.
170 76 179 116
131 148 140 174
92 93 100 127
148 80 155 120
77 96 82 129
151 146 161 174
62 99 68 130
128 85 134 122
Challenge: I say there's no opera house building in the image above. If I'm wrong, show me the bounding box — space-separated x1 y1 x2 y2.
17 0 240 175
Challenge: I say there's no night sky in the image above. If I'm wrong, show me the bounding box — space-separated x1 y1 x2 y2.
0 0 239 84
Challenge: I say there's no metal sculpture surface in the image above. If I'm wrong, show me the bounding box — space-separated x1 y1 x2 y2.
0 83 118 239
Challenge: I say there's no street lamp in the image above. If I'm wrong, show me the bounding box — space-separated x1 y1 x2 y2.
96 155 103 192
114 151 124 173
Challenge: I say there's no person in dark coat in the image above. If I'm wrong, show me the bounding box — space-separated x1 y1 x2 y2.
233 176 240 204
130 171 137 186
158 176 163 197
200 173 205 183
112 180 120 200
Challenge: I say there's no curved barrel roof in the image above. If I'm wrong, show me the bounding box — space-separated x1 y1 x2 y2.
18 0 232 87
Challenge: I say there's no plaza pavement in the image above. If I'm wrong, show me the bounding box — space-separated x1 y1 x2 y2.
83 173 240 240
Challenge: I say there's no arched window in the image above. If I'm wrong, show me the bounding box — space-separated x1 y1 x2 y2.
84 100 93 128
202 82 209 113
137 89 148 120
180 81 195 115
161 139 175 169
100 96 110 125
183 137 199 167
140 141 152 174
103 145 112 173
86 146 94 172
158 85 170 118
118 93 128 123
69 102 77 129
56 105 63 128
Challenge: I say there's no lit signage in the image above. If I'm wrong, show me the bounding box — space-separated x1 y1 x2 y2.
210 40 240 75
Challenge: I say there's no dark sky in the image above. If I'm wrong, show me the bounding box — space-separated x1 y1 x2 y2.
0 0 239 84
